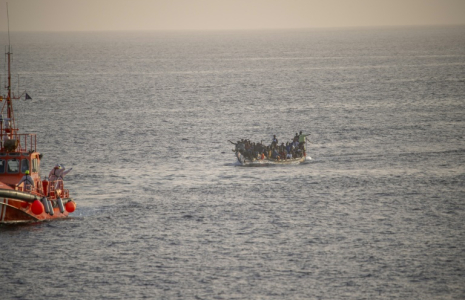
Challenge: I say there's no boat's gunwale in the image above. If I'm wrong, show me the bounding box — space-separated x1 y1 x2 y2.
236 152 307 166
0 188 41 202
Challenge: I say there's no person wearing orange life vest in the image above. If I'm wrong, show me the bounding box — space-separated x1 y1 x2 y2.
17 170 34 192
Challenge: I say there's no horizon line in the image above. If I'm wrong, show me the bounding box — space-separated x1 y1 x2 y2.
1 23 464 34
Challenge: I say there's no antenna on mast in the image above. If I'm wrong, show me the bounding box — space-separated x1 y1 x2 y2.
7 2 11 51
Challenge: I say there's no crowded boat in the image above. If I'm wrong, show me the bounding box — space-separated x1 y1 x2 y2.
230 131 310 166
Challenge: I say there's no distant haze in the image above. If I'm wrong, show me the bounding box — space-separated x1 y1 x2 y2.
1 0 465 32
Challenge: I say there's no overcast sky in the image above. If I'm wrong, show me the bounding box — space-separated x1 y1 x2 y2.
1 0 464 32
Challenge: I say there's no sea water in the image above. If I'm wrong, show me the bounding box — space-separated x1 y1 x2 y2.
0 26 464 299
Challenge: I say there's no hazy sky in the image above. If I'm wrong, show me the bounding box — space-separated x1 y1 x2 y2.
1 0 464 32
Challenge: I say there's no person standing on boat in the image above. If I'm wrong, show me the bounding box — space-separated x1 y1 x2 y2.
49 164 62 182
229 140 246 157
58 164 73 179
49 164 72 189
299 131 310 149
299 131 310 156
293 133 299 143
272 135 278 148
17 170 34 192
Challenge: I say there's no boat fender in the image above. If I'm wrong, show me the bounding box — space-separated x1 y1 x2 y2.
65 201 76 213
57 197 64 213
31 200 44 215
41 197 49 214
48 200 54 216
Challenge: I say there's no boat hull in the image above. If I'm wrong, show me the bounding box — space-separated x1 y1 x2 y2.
0 196 75 224
236 152 308 166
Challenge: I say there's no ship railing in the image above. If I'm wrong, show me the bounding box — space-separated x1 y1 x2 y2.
0 133 37 153
47 179 70 199
17 185 33 193
16 183 43 198
16 133 36 153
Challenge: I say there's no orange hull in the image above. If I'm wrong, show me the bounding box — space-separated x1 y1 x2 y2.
0 197 75 223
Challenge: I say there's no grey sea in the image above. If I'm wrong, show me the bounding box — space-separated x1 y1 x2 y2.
0 26 464 299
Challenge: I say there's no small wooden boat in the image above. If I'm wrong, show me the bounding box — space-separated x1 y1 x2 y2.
0 35 76 224
233 139 310 167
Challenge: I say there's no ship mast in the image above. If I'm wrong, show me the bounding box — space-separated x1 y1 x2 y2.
2 2 18 147
6 47 16 132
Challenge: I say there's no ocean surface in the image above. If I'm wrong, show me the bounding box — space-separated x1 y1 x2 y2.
0 26 464 299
